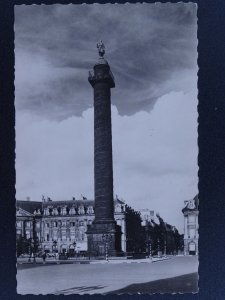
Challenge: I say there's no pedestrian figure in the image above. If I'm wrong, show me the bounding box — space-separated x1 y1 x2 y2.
42 252 46 264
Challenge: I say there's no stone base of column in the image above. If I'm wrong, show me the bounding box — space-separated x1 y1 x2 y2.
86 221 122 257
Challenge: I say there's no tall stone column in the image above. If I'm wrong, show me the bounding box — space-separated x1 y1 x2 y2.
86 41 121 257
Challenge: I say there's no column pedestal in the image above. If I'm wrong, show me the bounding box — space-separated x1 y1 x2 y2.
87 222 122 257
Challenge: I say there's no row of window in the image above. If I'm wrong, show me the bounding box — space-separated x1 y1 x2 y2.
16 230 32 239
43 204 125 216
44 206 94 216
16 221 32 227
45 233 85 241
16 220 91 229
16 221 41 228
45 220 91 227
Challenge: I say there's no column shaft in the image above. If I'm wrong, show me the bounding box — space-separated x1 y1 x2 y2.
94 81 114 222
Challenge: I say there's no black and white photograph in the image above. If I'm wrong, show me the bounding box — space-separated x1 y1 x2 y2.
15 3 198 294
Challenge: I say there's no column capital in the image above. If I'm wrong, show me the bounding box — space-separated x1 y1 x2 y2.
88 61 115 88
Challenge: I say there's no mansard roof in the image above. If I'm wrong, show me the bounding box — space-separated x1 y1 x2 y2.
42 199 94 208
16 198 126 213
16 207 34 217
16 200 42 214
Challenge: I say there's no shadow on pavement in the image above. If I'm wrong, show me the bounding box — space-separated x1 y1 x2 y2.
55 285 106 295
107 272 198 294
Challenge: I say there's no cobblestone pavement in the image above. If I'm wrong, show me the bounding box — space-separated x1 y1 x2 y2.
17 256 198 295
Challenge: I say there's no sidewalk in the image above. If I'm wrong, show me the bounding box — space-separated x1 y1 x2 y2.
17 255 172 266
90 256 171 264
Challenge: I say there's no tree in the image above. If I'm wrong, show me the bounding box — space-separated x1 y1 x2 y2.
16 236 30 257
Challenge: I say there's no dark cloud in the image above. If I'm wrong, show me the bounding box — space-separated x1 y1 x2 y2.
15 3 197 120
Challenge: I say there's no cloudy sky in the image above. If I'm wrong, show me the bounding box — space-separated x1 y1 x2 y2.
15 3 198 233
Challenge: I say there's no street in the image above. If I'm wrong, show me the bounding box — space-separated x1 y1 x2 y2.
17 256 198 295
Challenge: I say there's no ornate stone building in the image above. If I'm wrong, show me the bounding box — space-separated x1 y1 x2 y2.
182 195 199 255
16 198 143 256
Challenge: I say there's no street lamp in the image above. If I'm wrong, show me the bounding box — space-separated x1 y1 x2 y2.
31 238 36 263
28 239 31 262
157 238 160 258
102 233 112 261
149 240 152 259
52 240 57 258
72 241 76 258
146 239 151 259
32 215 38 263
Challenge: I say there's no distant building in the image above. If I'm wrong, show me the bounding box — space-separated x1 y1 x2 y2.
16 198 144 256
140 209 157 226
140 210 182 256
182 195 199 255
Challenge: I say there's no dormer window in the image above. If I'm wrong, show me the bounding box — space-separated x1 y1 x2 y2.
70 207 76 215
53 208 58 215
78 206 84 215
61 207 67 215
87 206 94 214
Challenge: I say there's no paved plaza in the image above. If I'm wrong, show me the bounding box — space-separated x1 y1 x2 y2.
17 256 198 295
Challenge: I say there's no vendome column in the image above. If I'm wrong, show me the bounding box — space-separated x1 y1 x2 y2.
86 41 121 257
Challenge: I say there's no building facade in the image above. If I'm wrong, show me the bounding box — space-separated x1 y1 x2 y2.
182 195 199 255
16 198 144 257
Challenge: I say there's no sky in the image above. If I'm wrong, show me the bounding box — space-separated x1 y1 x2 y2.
15 3 198 233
